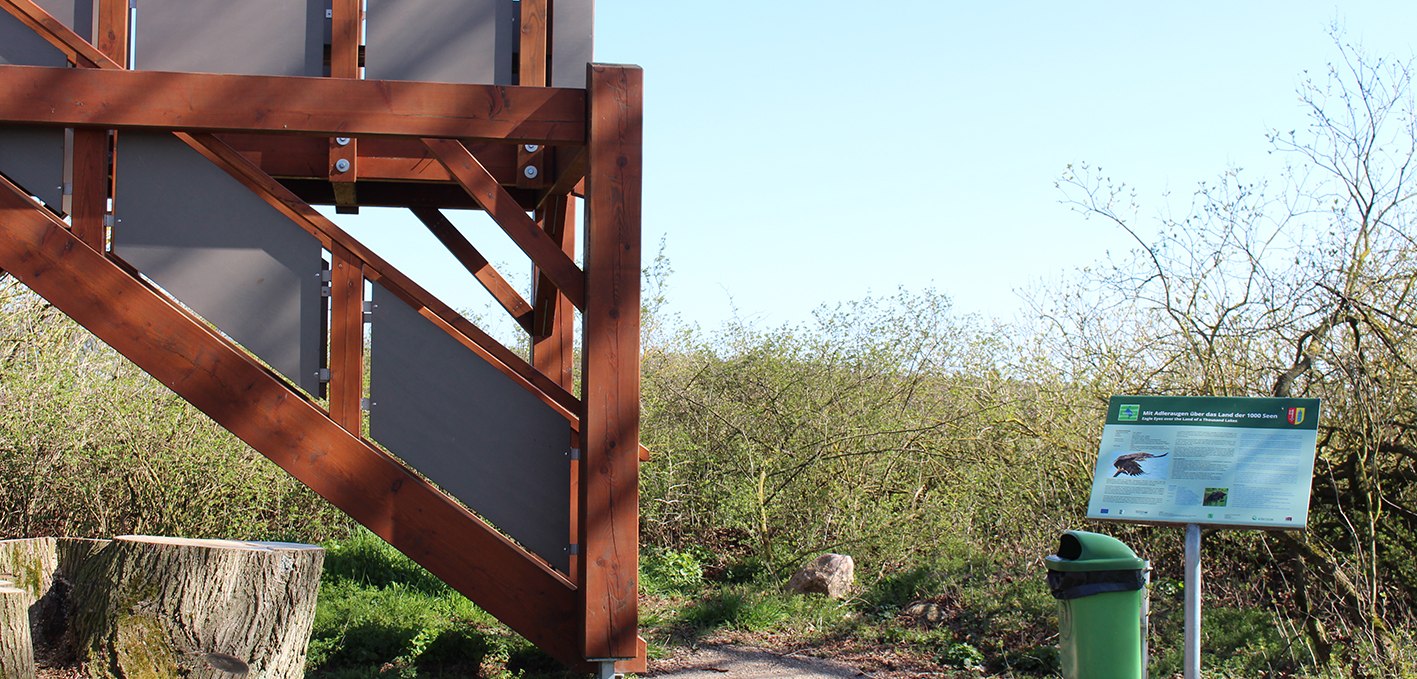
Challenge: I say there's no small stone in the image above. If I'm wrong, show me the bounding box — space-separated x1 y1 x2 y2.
903 600 947 627
786 553 855 599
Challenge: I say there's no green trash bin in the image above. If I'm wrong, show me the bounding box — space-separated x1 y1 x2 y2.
1045 530 1149 679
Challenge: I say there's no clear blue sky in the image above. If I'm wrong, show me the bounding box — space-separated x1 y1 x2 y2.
338 1 1417 337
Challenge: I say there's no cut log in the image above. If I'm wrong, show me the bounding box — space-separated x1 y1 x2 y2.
0 585 36 679
0 537 110 655
69 536 324 679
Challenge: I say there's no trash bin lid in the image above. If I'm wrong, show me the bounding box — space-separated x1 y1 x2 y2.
1044 530 1147 572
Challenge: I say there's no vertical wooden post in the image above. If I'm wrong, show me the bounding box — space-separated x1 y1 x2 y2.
579 63 642 661
69 0 127 251
327 244 364 432
329 0 361 212
517 0 549 188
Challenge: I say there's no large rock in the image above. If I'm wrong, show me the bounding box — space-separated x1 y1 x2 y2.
786 553 855 599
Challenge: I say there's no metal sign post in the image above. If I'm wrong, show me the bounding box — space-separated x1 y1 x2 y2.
1183 523 1201 679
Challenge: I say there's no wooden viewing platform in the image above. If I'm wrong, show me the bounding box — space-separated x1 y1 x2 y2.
0 0 645 674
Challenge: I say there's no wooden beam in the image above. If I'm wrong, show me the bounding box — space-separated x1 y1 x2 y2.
328 0 361 212
327 244 364 433
69 129 107 250
516 0 550 189
424 138 586 310
579 64 643 662
518 0 548 87
95 0 127 67
218 135 531 184
173 132 582 420
67 0 127 251
410 207 535 333
1 0 102 66
0 65 587 144
0 175 588 668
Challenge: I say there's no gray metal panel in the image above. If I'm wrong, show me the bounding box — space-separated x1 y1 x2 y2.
133 0 326 76
112 132 325 394
34 0 93 42
0 7 66 66
369 282 571 572
550 0 592 88
0 127 65 209
365 0 515 85
0 2 92 210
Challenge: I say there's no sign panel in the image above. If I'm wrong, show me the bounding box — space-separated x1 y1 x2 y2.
1087 395 1320 529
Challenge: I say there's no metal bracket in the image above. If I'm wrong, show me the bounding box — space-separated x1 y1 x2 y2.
316 368 330 383
360 397 373 411
568 448 581 460
566 543 580 555
363 300 375 322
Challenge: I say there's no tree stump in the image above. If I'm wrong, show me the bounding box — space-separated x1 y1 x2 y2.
69 536 324 679
1 584 36 679
0 537 110 655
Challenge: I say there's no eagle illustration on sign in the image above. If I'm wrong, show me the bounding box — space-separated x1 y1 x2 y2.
1112 452 1168 477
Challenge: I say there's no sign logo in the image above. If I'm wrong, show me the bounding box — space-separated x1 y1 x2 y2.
1287 407 1306 425
1118 404 1141 422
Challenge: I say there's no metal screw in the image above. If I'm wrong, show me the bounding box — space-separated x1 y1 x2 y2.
523 165 539 179
524 144 540 153
335 137 351 146
334 158 352 173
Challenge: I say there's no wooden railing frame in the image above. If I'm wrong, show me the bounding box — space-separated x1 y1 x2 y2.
0 0 646 671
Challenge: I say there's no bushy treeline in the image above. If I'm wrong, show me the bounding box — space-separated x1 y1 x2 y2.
0 280 353 542
641 39 1417 676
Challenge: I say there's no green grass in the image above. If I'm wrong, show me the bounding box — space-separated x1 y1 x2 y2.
308 529 569 678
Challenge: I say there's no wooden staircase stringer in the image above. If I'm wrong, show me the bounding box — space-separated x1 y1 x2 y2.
0 175 594 670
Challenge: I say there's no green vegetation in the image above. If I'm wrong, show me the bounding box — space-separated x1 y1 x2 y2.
0 34 1415 679
307 530 568 678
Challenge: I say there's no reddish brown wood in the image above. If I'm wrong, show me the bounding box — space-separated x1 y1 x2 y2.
537 147 588 211
579 64 643 662
173 132 582 419
410 207 535 333
424 138 586 310
95 0 127 67
328 0 361 211
531 196 577 355
69 128 107 250
0 66 587 143
218 136 529 185
0 175 590 668
518 0 548 87
516 0 550 190
1 0 100 66
328 244 364 433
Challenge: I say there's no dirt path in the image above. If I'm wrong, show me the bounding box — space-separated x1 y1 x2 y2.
642 643 864 678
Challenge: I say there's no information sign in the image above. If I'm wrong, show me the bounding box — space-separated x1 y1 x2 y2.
1087 396 1321 529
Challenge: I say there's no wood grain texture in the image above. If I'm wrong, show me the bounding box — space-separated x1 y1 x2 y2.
328 245 365 433
412 207 535 333
580 64 644 662
69 537 323 679
0 65 587 143
95 0 126 67
425 137 586 309
0 177 587 668
69 128 107 251
174 131 582 418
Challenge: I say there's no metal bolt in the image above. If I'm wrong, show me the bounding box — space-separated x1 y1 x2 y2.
334 158 352 173
523 144 540 153
335 137 351 146
523 165 539 179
